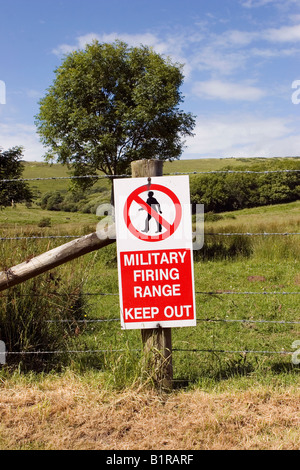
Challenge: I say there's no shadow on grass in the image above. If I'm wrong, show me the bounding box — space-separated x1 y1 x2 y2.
173 359 255 389
194 235 253 262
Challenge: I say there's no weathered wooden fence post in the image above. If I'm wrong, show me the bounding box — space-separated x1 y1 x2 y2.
131 159 173 390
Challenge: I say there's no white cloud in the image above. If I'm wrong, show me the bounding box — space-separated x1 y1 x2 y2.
52 31 193 79
184 114 300 158
52 43 78 56
192 80 265 101
26 89 43 99
222 29 257 46
241 0 298 8
191 46 247 76
78 32 164 51
264 24 300 42
53 31 179 58
0 123 44 161
51 19 300 85
241 0 280 7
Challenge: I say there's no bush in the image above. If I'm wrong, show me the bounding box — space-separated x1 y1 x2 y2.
190 169 300 213
46 191 64 211
38 217 51 227
0 272 87 372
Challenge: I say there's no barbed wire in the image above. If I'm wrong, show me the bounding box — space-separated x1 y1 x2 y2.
44 317 300 325
196 318 300 324
172 348 295 355
2 347 295 356
0 174 128 183
195 290 300 295
205 232 300 236
0 235 81 241
1 166 299 365
0 290 299 298
4 348 138 355
1 232 300 242
169 169 300 176
1 168 300 184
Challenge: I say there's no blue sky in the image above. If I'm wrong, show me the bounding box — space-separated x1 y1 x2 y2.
1 0 300 161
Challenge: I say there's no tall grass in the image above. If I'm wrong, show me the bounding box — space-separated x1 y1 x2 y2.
0 194 299 387
0 241 90 371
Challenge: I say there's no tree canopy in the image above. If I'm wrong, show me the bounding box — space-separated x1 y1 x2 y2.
0 146 33 207
35 40 195 186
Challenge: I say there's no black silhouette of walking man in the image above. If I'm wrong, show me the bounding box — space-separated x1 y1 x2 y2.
140 191 162 233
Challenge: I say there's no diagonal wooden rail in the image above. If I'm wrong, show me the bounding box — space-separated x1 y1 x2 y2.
0 225 116 292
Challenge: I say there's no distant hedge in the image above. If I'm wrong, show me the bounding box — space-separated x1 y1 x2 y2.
190 170 300 213
39 189 107 214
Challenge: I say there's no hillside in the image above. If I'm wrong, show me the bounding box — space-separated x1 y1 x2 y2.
22 156 300 182
19 157 300 215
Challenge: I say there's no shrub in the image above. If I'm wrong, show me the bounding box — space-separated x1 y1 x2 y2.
190 170 300 213
0 272 87 371
38 217 51 227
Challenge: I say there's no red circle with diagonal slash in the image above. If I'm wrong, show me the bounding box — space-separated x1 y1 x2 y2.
124 184 182 242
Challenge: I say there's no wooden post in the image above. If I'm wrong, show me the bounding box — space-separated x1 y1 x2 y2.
131 159 173 390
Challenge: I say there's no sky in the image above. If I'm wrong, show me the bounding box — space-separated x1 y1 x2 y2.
1 0 300 161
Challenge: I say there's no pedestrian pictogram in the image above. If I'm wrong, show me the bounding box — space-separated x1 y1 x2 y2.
141 191 162 234
124 183 182 242
114 175 196 330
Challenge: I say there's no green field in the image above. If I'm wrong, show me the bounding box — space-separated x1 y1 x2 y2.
0 157 300 450
0 157 299 391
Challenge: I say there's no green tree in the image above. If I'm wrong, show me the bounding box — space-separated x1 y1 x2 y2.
35 40 195 200
0 146 33 208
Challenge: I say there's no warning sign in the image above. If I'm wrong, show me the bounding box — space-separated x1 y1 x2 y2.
114 175 196 330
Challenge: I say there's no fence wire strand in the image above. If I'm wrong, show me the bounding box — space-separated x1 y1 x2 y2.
1 167 300 183
1 232 300 241
1 165 299 363
2 348 296 356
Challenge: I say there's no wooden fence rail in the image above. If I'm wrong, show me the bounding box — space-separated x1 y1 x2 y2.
0 225 116 292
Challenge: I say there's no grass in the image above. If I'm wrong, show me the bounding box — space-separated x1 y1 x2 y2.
0 370 299 449
0 204 99 235
1 199 299 387
0 157 299 449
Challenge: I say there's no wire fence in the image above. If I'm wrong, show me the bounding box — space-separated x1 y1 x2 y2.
1 289 299 358
0 165 299 367
1 167 300 184
1 232 300 241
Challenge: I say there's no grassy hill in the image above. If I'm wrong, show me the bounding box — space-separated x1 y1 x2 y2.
19 157 300 215
22 156 300 181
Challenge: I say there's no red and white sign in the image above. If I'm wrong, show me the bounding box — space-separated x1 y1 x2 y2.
114 175 196 330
